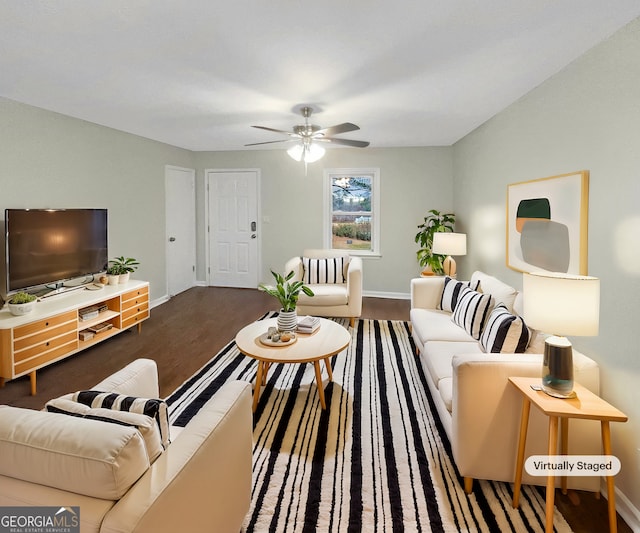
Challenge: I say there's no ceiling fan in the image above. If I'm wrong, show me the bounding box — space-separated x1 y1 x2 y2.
245 106 370 166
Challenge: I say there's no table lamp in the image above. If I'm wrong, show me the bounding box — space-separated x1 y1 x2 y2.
432 232 467 278
522 272 600 398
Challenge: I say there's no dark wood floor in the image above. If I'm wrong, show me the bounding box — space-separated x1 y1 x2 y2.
0 287 630 533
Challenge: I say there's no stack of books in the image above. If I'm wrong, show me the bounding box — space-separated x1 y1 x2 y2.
297 316 320 334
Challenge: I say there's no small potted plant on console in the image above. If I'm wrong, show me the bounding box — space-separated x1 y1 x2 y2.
109 256 140 284
7 292 38 316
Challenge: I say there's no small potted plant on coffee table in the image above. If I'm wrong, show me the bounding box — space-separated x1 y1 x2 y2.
7 291 38 316
259 270 314 332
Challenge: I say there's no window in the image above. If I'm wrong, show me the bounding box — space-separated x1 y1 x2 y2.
324 168 380 256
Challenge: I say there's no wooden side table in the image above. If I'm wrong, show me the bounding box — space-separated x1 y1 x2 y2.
509 376 628 533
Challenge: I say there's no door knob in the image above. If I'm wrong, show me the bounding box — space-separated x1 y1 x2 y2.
169 237 176 242
251 234 257 239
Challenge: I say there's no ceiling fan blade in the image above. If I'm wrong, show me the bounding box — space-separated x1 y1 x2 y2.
251 125 298 137
244 139 292 146
314 122 360 137
318 137 370 148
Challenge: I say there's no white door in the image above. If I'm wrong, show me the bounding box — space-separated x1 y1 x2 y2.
207 169 260 288
165 166 196 296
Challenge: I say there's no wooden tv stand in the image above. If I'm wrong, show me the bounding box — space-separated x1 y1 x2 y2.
0 280 149 395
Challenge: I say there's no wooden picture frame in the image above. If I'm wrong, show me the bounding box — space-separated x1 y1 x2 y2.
506 171 589 275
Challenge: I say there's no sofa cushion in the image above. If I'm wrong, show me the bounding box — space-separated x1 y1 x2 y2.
471 271 518 312
0 406 149 500
45 398 164 463
451 287 494 340
479 304 531 354
438 377 454 413
302 256 347 284
410 308 476 343
72 391 170 449
298 283 348 306
438 276 481 312
423 341 483 385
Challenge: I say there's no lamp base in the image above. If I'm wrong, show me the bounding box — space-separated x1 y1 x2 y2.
442 256 457 278
541 336 575 399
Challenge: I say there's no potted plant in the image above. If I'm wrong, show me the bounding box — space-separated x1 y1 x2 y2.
414 209 456 275
259 270 314 331
105 263 122 285
109 256 140 284
7 291 38 316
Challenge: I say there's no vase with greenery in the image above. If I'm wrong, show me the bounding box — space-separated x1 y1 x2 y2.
108 256 140 284
7 291 38 316
414 209 456 275
259 270 314 331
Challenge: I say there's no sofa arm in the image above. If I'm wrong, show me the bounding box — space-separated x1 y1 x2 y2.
101 380 253 533
93 358 160 399
284 256 303 281
346 257 363 310
452 352 601 490
410 277 445 310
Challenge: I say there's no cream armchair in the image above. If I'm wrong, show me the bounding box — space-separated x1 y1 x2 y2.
285 249 362 327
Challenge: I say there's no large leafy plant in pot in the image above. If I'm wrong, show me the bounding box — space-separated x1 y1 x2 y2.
259 270 314 331
414 209 456 275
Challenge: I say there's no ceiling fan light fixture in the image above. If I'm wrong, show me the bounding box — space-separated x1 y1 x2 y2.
287 142 325 163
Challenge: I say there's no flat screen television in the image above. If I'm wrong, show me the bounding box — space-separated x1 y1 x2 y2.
5 208 108 294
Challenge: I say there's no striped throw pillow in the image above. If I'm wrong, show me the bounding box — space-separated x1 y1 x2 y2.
72 391 170 449
46 398 164 462
451 287 494 340
302 257 347 284
479 304 531 353
439 276 481 312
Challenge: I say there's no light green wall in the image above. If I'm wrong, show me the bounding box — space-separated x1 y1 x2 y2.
453 17 640 520
0 97 195 301
194 146 453 294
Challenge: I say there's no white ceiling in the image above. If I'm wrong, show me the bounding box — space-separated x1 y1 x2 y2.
1 1 639 152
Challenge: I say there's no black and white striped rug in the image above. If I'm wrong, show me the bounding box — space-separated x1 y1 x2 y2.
166 318 572 533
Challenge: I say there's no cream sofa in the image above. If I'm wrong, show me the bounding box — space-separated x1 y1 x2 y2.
0 359 253 533
285 249 363 327
410 271 601 493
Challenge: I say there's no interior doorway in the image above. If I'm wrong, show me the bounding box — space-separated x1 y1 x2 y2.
206 169 260 288
165 165 196 296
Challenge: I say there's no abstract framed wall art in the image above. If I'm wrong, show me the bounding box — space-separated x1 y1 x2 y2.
506 171 589 275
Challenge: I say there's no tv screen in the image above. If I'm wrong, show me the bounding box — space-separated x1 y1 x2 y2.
5 208 108 293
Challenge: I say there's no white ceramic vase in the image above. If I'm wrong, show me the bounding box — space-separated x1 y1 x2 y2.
277 309 297 332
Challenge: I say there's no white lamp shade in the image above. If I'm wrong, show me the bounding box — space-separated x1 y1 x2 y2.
432 232 467 256
287 142 325 163
523 272 600 336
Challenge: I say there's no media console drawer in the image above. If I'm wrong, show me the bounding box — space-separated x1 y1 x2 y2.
0 280 150 395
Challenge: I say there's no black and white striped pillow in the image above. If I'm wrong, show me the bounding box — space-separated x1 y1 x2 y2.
451 287 494 340
302 257 346 284
72 391 170 449
46 398 165 462
439 276 481 312
479 304 531 353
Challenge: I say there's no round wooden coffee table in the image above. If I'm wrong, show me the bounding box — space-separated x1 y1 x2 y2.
235 317 351 411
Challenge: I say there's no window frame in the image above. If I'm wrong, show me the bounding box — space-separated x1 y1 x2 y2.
323 167 381 257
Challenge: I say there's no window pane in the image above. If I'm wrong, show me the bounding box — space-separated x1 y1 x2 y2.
331 175 372 251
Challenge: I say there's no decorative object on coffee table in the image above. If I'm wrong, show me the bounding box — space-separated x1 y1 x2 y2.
522 271 600 398
258 270 314 332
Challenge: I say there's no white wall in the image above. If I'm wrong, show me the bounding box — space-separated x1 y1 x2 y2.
194 146 453 295
453 17 640 525
0 97 195 302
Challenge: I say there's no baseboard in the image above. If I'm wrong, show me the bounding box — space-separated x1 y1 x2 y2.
607 484 640 532
150 295 170 309
363 290 410 300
